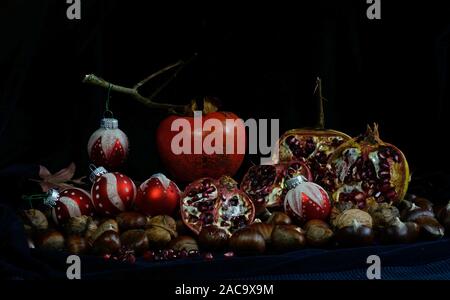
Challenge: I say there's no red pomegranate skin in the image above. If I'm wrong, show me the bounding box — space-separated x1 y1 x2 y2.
156 112 245 182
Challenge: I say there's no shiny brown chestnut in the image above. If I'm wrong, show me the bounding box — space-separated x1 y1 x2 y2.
92 230 121 255
271 225 306 252
120 230 149 255
381 217 420 244
437 202 450 233
401 204 435 222
304 220 334 247
66 235 88 255
198 225 229 251
413 197 434 212
36 230 65 251
229 228 266 255
266 212 292 226
116 212 147 231
335 220 374 247
248 223 274 244
414 217 445 240
168 236 199 252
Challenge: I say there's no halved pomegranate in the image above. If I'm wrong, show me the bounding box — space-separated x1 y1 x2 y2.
181 176 255 235
329 124 410 208
241 161 313 214
273 79 351 189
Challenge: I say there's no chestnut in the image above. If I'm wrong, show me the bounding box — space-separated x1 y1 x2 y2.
381 218 420 244
401 203 435 222
438 202 450 232
89 219 119 244
22 209 48 234
120 229 149 255
271 225 306 252
413 197 434 212
92 230 121 255
66 235 88 255
36 230 65 251
168 236 199 252
414 217 445 240
116 212 147 231
248 223 274 244
304 220 333 247
229 228 266 255
333 209 373 229
266 212 292 226
335 220 374 247
198 225 229 251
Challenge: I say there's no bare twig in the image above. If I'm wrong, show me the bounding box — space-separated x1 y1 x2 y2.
83 55 198 114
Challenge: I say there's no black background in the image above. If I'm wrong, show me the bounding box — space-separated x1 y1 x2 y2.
1 0 450 183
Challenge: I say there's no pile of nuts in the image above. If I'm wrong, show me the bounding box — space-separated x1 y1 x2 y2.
21 195 450 263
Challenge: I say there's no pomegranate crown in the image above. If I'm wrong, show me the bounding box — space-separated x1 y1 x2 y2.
357 123 383 145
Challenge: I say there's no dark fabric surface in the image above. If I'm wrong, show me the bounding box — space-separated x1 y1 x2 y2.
1 164 450 280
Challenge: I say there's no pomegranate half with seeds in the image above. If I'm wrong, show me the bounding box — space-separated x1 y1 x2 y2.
328 124 410 208
181 176 255 235
273 79 351 190
241 161 313 214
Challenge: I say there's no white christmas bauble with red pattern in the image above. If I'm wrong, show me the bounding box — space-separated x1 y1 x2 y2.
87 118 129 170
51 188 95 225
91 171 136 216
284 176 331 222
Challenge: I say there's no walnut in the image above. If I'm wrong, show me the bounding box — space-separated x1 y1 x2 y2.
333 209 373 229
368 202 400 228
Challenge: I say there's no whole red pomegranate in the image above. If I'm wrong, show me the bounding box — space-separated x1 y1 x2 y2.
180 176 255 236
273 79 351 190
328 124 410 208
156 98 245 183
240 161 313 214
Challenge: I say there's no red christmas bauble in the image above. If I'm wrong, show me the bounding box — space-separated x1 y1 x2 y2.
51 188 95 225
91 171 136 216
284 178 331 222
135 173 181 216
87 118 129 170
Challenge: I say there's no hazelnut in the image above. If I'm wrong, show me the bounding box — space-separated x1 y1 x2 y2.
145 215 177 248
64 216 90 235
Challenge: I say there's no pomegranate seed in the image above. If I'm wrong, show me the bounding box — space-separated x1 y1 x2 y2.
203 253 214 261
179 250 188 258
224 251 235 259
142 251 155 261
103 254 111 261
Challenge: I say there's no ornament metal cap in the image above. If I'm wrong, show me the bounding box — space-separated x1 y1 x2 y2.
89 164 108 182
43 189 60 207
100 118 119 130
285 175 308 190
